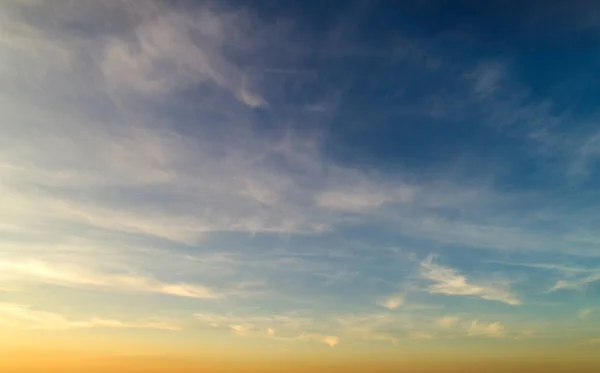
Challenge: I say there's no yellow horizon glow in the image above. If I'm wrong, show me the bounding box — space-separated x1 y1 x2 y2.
3 348 600 373
3 335 600 373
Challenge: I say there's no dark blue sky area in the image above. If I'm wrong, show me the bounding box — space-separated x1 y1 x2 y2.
161 0 600 188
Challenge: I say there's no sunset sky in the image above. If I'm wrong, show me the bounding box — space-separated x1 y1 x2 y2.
1 0 600 372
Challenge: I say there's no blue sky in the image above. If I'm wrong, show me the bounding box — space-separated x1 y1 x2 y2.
1 0 600 354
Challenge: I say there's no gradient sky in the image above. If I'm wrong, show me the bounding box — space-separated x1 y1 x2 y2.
2 0 600 371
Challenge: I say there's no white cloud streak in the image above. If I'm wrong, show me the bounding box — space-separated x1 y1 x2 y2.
194 312 341 346
377 296 404 310
420 256 521 305
99 3 266 107
467 321 505 338
316 186 415 212
549 273 600 292
438 316 459 328
0 259 219 299
299 334 341 347
193 311 455 346
0 303 180 331
578 308 594 319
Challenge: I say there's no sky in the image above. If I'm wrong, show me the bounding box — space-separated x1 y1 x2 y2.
1 0 600 372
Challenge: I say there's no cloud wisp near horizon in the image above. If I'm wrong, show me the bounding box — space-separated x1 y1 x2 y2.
1 0 600 366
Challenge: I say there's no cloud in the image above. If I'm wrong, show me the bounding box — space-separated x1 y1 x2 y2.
466 61 505 95
194 312 313 337
193 311 445 346
0 259 219 299
323 335 341 347
0 0 322 247
462 59 600 181
236 87 267 108
2 0 600 260
409 331 434 340
230 324 253 335
377 296 404 310
487 261 592 274
438 316 459 328
420 256 521 305
578 308 594 319
334 312 429 345
100 3 266 107
300 334 340 347
514 330 535 340
570 131 600 176
0 303 180 331
316 189 388 211
316 186 414 212
0 124 331 244
549 273 600 292
467 321 505 338
194 312 342 346
156 283 217 299
4 0 598 266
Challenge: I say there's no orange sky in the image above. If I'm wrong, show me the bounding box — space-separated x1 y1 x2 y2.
3 344 600 373
3 356 600 373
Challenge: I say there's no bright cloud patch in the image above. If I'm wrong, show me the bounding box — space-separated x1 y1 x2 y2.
0 303 179 331
0 260 219 299
438 316 459 328
377 296 404 310
421 256 521 305
467 321 505 338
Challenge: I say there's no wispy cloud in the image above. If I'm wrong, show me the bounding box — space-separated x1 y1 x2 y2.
409 331 434 340
2 1 600 257
0 0 329 247
578 308 595 319
324 336 341 347
420 256 521 305
466 61 505 96
549 273 600 292
193 310 457 346
100 2 266 107
4 0 599 270
0 303 180 331
0 260 219 299
514 330 535 340
467 321 505 338
315 185 415 212
230 324 255 335
438 316 459 328
377 296 404 310
299 334 340 347
194 312 343 347
194 312 312 337
488 261 593 274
